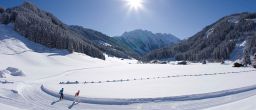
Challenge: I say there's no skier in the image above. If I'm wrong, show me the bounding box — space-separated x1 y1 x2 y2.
59 88 64 100
73 90 80 103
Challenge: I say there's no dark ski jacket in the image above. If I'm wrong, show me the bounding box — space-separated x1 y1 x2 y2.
59 89 64 94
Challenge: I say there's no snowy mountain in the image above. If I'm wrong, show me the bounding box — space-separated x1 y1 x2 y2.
114 29 180 56
0 2 138 60
69 25 133 59
144 12 256 62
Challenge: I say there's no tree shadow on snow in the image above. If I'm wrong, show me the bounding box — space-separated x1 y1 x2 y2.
68 102 79 109
51 99 61 105
47 51 69 56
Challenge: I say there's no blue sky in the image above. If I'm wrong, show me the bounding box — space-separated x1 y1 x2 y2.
1 0 256 39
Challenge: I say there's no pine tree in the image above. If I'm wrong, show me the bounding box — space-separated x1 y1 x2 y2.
221 58 225 64
243 50 251 66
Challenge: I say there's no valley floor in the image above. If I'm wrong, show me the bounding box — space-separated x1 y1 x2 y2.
1 24 256 110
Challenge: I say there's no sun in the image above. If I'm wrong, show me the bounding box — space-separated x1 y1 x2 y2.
125 0 144 11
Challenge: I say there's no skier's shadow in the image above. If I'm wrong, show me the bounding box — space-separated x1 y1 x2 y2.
68 102 79 109
51 99 61 105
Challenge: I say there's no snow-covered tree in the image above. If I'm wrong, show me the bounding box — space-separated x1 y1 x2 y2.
0 6 5 13
202 60 206 64
243 50 251 66
253 53 256 68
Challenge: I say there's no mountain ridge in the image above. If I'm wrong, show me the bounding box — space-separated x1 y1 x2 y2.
114 29 180 56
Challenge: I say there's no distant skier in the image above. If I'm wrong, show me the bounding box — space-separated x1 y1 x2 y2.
59 88 64 100
73 90 80 103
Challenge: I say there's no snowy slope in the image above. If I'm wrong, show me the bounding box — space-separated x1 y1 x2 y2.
229 41 246 61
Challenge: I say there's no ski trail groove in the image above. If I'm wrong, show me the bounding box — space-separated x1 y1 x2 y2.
58 70 256 85
42 83 256 105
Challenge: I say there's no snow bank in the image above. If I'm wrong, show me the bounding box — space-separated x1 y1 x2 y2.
41 83 256 105
6 67 25 76
0 69 11 78
0 70 6 78
0 67 25 78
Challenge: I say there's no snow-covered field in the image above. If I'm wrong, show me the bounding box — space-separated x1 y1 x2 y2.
1 24 256 110
44 64 256 99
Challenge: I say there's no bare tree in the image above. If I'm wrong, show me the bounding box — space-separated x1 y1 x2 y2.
0 6 4 13
253 53 256 68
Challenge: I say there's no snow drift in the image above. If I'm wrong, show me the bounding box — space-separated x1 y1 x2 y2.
0 67 25 78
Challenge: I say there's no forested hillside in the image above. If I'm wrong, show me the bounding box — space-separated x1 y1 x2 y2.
144 12 256 62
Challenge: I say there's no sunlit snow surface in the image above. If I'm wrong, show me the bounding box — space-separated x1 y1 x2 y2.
1 24 256 110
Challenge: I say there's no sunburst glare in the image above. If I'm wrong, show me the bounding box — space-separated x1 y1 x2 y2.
125 0 144 11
